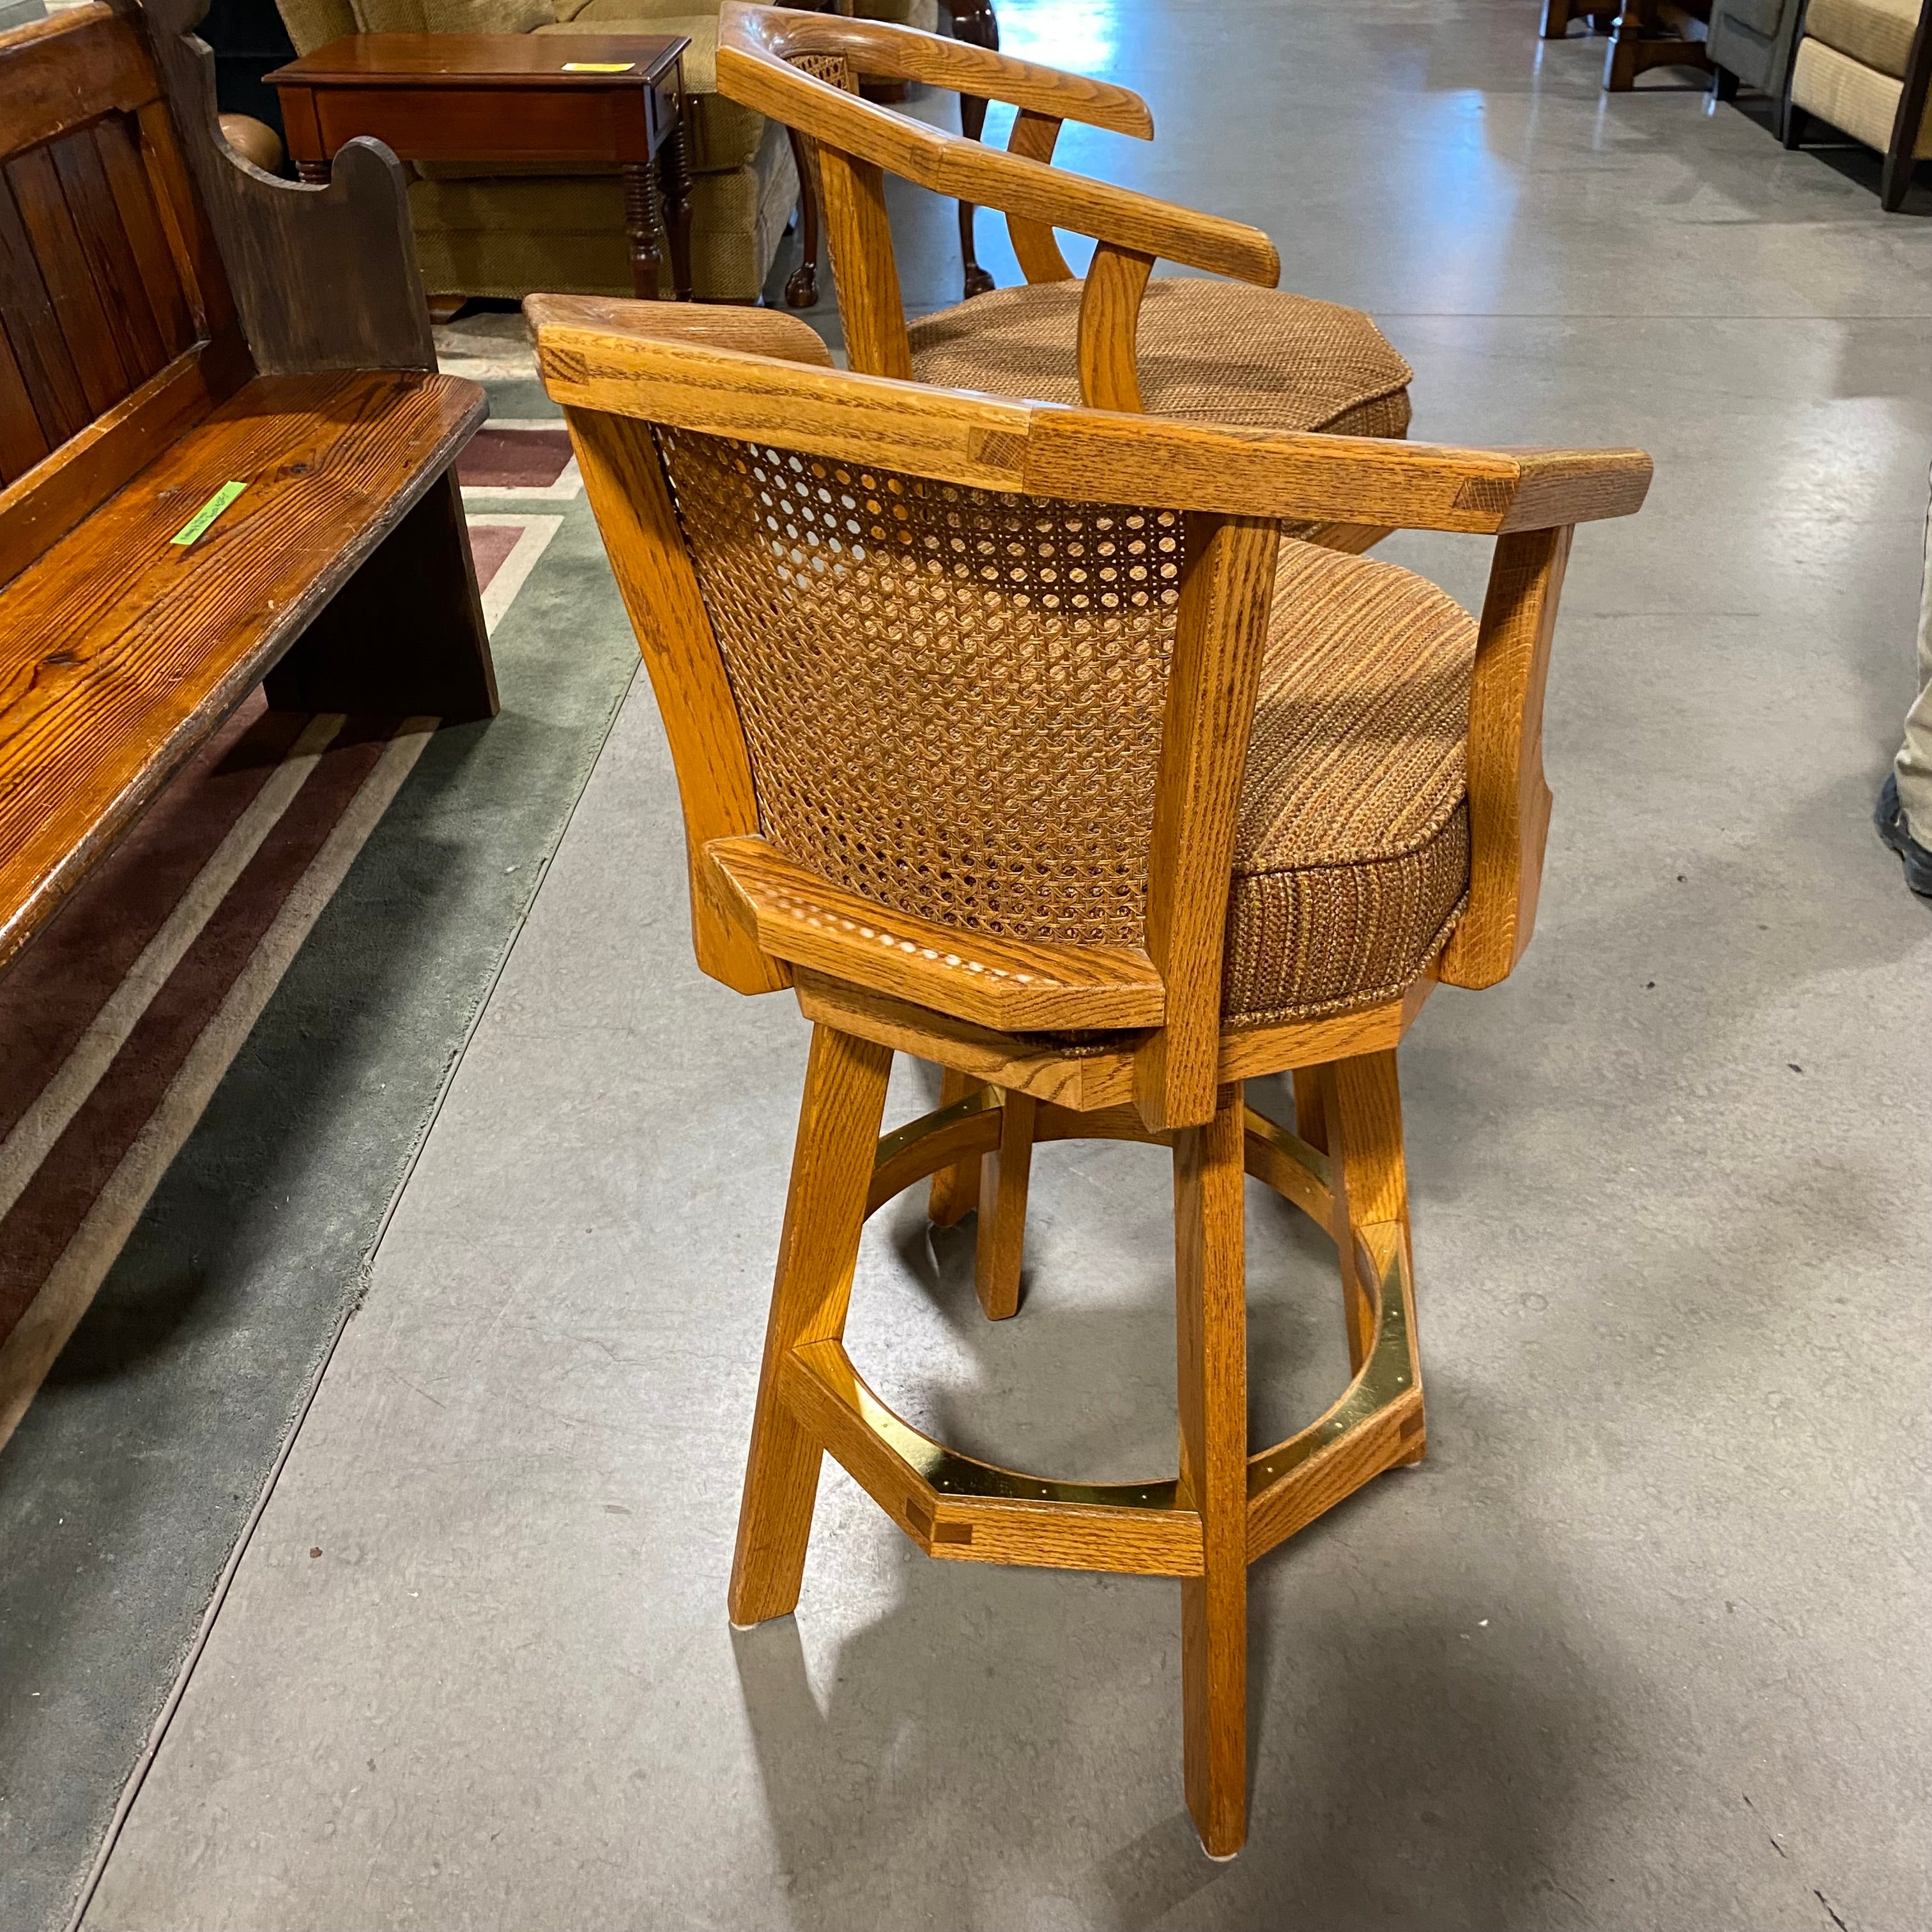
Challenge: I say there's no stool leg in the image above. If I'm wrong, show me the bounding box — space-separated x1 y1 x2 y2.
928 1067 982 1226
975 1088 1036 1320
1175 1084 1249 1858
729 1025 893 1626
1330 1048 1422 1463
1300 1061 1372 1374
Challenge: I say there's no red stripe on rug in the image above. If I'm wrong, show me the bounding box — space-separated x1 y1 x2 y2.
458 425 574 489
0 698 305 1144
0 721 398 1339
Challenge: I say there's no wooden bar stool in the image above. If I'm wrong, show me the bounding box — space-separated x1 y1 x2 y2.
532 296 1650 1855
716 3 1418 559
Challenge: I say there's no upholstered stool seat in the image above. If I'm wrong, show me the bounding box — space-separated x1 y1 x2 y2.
1227 541 1473 1026
909 279 1414 440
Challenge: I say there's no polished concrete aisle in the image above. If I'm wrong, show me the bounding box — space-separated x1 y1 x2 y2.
82 1 1932 1926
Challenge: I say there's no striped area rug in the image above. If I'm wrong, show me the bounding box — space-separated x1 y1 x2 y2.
0 418 581 1452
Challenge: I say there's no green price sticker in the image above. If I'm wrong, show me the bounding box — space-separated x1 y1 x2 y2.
562 59 634 71
170 480 247 548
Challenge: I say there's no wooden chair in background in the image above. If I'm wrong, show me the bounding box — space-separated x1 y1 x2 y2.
716 2 1417 484
531 295 1650 1854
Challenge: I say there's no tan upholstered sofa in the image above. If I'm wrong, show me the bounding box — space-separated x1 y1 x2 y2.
1786 0 1932 209
272 0 801 301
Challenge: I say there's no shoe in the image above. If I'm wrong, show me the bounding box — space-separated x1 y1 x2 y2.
1874 772 1932 898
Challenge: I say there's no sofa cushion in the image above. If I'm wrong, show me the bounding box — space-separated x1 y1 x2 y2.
349 0 555 29
1800 0 1924 77
1793 36 1932 153
909 279 1413 441
1222 539 1473 1026
409 112 797 299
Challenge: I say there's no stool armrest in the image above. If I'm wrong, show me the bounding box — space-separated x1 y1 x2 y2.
717 11 1277 288
722 2 1155 136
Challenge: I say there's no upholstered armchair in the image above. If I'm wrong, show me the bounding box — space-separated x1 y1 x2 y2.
1707 0 1807 132
1784 0 1932 208
271 0 809 300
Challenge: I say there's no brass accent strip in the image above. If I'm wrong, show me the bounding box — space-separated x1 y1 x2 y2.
802 1337 1184 1510
873 1084 999 1172
1242 1103 1330 1189
866 1086 1002 1213
1247 1244 1412 1496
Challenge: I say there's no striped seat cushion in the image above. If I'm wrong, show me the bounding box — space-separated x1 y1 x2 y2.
908 277 1414 440
1223 539 1475 1025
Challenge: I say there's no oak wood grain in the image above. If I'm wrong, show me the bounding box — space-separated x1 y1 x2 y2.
1076 241 1152 412
974 1087 1035 1319
729 3 1154 134
1133 515 1276 1130
0 6 159 158
730 1024 894 1625
6 144 133 416
0 332 249 594
50 126 168 385
1440 526 1573 990
0 369 483 974
703 833 1167 1031
562 404 785 995
91 114 197 362
926 1067 985 1225
1004 108 1072 282
1175 1087 1248 1857
0 175 92 447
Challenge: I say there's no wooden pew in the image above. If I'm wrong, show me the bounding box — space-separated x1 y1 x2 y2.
0 0 498 977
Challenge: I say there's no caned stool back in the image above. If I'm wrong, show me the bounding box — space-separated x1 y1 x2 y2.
656 429 1184 949
535 295 1652 1857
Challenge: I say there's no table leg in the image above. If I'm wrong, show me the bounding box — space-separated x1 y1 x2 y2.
662 109 693 302
948 0 999 298
785 128 821 309
296 159 330 184
623 160 665 300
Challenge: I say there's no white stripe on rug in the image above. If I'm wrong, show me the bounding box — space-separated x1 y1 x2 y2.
470 514 564 631
0 714 348 1229
0 720 438 1453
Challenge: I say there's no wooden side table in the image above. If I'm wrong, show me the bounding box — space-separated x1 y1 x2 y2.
266 34 693 301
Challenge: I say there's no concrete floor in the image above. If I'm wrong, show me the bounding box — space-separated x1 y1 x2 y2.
80 0 1932 1926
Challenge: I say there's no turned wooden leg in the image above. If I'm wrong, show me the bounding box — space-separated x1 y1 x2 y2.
623 159 666 300
1175 1085 1248 1859
263 469 498 723
928 1068 982 1225
974 1088 1035 1319
785 130 822 309
951 0 999 297
663 116 694 300
295 157 329 184
1540 0 1574 38
729 1026 894 1625
1330 1049 1422 1464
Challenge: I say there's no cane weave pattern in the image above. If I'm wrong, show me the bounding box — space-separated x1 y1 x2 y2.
657 428 1186 948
